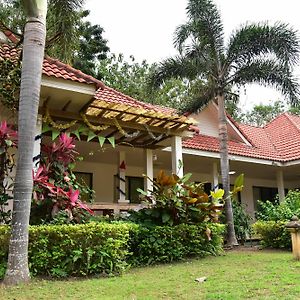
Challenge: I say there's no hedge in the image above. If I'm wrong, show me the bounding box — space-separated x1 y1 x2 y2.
0 222 224 278
0 222 136 278
129 223 225 265
252 221 291 249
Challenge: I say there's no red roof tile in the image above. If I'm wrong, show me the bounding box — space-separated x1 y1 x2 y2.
184 113 300 163
0 44 104 87
0 44 181 116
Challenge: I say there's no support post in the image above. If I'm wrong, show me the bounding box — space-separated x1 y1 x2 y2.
171 136 183 177
144 149 153 194
212 161 219 191
276 169 285 202
118 151 128 203
33 114 42 172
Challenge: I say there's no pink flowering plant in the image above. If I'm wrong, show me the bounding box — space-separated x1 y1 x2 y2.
31 133 94 224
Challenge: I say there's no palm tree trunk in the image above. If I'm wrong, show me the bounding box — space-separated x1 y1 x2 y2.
217 93 238 247
3 16 46 285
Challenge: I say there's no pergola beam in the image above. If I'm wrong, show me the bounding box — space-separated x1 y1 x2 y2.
39 107 192 137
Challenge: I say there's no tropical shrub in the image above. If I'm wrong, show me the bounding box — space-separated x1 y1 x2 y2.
252 190 300 249
0 222 136 278
30 133 95 224
0 222 224 278
0 121 17 224
131 171 224 226
221 200 252 244
252 221 291 249
256 190 300 221
129 223 225 266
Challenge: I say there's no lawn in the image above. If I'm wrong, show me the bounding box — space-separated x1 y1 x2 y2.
1 249 300 300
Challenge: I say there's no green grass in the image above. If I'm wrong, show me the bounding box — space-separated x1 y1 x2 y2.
1 250 300 300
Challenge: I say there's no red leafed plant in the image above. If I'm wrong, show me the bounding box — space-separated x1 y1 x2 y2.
31 133 94 224
0 121 17 224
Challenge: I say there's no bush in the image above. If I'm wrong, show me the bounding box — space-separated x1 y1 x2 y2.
232 201 253 243
256 190 300 221
129 223 225 266
0 222 224 278
0 222 137 278
252 221 291 249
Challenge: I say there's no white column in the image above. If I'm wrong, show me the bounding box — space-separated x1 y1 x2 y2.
33 114 42 172
276 169 285 202
212 161 219 191
118 151 129 203
171 136 183 177
144 149 153 194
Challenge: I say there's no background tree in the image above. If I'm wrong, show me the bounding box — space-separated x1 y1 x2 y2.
3 0 84 286
150 0 300 246
97 53 195 110
72 10 109 77
240 100 285 126
0 1 109 65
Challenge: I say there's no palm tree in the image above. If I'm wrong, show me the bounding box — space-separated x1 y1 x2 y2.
3 0 84 285
150 0 300 246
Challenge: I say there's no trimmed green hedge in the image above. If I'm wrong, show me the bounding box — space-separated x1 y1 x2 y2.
130 223 225 265
253 221 291 249
0 222 224 278
0 222 137 278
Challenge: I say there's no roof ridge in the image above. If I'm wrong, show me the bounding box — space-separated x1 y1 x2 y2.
0 24 19 43
103 86 177 114
282 112 300 134
45 56 105 89
225 111 254 146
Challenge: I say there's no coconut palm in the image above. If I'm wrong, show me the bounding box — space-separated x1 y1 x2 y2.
3 0 84 285
150 0 300 246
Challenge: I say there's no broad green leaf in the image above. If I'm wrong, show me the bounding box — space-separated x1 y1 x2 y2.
107 136 115 148
181 172 192 183
51 129 60 140
234 173 244 190
137 188 148 196
210 189 225 200
98 136 106 147
87 131 97 142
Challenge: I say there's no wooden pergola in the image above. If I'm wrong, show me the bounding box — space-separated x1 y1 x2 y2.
40 96 195 148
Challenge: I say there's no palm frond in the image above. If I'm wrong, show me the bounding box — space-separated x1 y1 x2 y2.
185 0 224 56
231 58 300 106
226 22 300 69
180 85 215 114
47 0 84 62
149 55 201 88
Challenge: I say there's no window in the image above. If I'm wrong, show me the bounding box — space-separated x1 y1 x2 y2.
74 172 93 202
114 175 144 203
253 186 278 204
126 176 144 204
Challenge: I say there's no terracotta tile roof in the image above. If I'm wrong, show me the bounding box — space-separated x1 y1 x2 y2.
43 56 104 88
0 43 189 123
184 113 300 163
0 44 104 87
94 86 176 115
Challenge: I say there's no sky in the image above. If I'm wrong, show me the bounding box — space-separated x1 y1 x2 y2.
85 0 300 111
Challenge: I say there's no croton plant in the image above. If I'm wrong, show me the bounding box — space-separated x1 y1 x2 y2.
0 121 94 224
